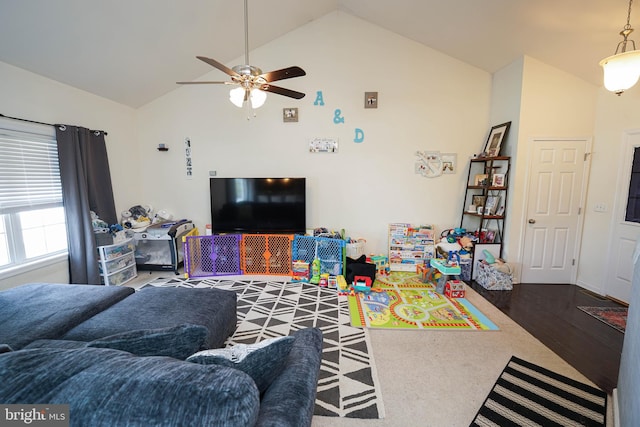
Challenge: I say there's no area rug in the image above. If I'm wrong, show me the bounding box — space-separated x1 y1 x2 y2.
471 356 607 426
348 272 499 330
143 276 385 419
578 306 627 333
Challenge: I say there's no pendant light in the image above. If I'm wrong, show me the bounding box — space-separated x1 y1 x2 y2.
600 0 640 95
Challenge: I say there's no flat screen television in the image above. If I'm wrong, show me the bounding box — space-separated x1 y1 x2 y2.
210 177 306 234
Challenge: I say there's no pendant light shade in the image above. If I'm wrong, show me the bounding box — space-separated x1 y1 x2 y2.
600 50 640 94
601 0 640 95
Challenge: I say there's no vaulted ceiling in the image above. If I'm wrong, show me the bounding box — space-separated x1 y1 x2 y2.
0 0 632 107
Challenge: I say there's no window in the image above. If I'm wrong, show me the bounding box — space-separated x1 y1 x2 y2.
0 119 67 271
626 146 640 223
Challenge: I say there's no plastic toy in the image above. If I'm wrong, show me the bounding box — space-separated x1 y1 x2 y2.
370 254 390 276
319 273 329 288
310 258 321 284
336 275 348 290
444 280 466 298
353 276 372 293
482 249 496 264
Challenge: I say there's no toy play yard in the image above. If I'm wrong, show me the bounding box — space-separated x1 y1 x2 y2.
347 272 499 331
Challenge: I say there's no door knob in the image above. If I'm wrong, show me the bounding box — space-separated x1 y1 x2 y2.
528 219 536 224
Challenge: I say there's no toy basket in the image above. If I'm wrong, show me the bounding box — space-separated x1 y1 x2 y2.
345 239 366 259
476 262 513 290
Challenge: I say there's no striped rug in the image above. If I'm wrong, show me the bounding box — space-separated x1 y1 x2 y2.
471 356 607 426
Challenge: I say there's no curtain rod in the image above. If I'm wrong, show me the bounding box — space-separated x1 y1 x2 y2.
0 113 108 135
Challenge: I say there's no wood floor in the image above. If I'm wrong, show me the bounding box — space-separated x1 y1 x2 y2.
470 282 626 395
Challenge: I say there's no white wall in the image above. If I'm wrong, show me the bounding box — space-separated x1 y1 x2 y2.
0 61 139 288
136 12 492 254
578 86 640 294
489 56 598 283
488 58 524 262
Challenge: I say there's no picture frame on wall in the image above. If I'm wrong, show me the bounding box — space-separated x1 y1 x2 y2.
441 153 457 174
482 121 511 157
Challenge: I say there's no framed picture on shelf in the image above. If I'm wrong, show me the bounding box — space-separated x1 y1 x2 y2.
482 122 511 157
491 173 505 187
472 195 486 208
485 195 501 215
473 174 489 186
484 229 497 243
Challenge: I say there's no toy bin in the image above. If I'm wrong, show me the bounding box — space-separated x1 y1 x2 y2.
183 234 242 278
476 262 513 290
345 239 366 259
241 234 294 275
460 258 472 282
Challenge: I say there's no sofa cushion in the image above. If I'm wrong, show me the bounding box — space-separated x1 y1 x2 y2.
88 324 208 360
256 328 323 427
187 336 295 393
62 287 237 349
0 347 260 427
0 283 134 350
23 339 87 350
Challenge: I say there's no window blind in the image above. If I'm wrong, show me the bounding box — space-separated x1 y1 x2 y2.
0 125 62 215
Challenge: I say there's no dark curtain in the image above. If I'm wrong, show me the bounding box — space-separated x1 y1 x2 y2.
55 125 117 284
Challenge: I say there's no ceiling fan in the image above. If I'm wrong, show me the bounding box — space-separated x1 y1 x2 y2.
177 0 306 109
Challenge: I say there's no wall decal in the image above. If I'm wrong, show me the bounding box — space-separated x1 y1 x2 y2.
333 109 345 124
314 91 325 106
185 137 193 179
354 128 364 143
283 108 298 122
309 137 338 153
364 92 378 108
415 151 445 178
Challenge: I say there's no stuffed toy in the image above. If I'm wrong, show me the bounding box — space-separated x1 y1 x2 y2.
120 204 152 230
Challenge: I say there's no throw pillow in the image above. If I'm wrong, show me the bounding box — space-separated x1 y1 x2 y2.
88 324 208 360
187 335 296 393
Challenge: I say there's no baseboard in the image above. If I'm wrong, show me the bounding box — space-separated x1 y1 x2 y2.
613 388 620 427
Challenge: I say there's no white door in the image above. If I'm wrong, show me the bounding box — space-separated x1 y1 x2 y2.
605 130 640 303
520 139 590 283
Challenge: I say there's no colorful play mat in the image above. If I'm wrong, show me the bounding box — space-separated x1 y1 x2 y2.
347 272 499 331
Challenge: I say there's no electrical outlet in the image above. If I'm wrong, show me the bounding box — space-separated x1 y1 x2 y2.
594 203 607 212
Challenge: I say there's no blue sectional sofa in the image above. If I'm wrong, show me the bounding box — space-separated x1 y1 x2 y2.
0 283 323 427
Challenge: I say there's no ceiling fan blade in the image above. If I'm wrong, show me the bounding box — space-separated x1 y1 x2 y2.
176 81 231 85
260 66 306 83
196 56 240 77
260 84 305 99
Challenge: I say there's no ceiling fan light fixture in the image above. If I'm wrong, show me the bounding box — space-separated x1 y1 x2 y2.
229 87 246 108
250 88 267 108
601 0 640 94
